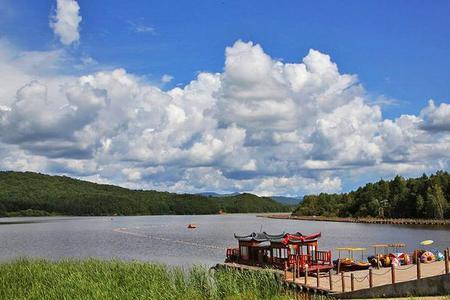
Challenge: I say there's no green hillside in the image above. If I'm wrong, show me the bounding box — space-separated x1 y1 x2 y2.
0 171 290 217
293 171 450 219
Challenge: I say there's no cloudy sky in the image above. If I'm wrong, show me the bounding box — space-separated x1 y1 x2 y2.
0 0 450 196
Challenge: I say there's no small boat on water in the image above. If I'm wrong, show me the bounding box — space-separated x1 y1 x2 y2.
187 224 197 229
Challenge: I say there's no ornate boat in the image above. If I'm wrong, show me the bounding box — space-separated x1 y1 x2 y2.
226 231 332 274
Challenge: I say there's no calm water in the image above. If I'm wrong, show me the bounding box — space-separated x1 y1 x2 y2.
1 214 450 266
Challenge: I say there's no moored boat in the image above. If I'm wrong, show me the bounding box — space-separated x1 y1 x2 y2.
369 243 410 267
225 231 333 274
335 247 370 271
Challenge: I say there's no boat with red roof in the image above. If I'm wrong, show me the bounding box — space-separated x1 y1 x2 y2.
225 231 333 275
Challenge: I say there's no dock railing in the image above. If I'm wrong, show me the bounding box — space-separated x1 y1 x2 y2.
284 248 450 294
288 251 332 265
312 250 332 265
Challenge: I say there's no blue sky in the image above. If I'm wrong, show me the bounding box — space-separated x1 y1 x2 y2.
3 0 450 118
0 0 450 195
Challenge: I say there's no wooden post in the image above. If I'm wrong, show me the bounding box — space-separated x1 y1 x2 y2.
369 269 373 288
391 265 396 284
376 250 380 269
445 249 449 274
284 261 288 281
337 259 341 274
292 262 297 282
350 273 355 291
341 272 345 292
316 271 320 288
329 270 333 291
305 265 308 285
417 255 421 279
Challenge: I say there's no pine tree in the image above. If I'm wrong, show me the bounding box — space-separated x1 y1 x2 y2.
390 176 408 217
426 184 446 219
433 184 447 219
415 195 424 218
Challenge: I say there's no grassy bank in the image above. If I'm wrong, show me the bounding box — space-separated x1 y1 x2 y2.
0 259 291 300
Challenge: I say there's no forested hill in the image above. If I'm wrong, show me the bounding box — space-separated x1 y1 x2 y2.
0 171 290 216
293 171 450 219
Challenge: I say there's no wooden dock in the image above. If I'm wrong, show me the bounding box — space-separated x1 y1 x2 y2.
286 261 446 293
219 259 450 298
217 262 332 295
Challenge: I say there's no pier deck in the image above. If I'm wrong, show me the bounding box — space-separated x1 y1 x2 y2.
221 260 450 298
287 261 447 293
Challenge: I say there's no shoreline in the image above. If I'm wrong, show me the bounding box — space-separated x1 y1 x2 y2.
0 211 291 220
258 214 450 226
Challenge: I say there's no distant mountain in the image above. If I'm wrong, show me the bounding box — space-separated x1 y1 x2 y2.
198 192 303 206
198 192 240 197
270 196 303 205
0 171 291 217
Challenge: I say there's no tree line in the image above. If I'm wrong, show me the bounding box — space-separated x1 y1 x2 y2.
293 171 450 219
0 171 289 216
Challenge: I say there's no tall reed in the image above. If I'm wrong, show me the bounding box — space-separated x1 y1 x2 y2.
0 258 291 300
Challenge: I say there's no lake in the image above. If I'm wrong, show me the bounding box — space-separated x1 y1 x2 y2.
1 214 450 266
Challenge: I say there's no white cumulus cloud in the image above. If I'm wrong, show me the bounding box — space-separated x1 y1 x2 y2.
50 0 82 46
420 100 450 131
1 39 450 196
161 74 174 83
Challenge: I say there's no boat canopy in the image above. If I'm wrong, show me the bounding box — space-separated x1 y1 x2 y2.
234 231 321 244
372 244 389 248
233 232 285 242
388 243 406 248
350 247 367 251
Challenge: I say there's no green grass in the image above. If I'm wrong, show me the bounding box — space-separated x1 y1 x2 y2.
0 259 292 300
